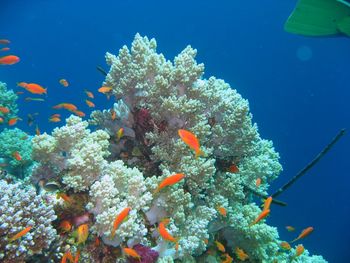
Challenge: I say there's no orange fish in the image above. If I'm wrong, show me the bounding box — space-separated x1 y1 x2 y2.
178 129 204 158
71 110 85 117
49 116 61 122
74 249 80 263
8 117 20 126
203 238 209 244
57 193 72 203
291 227 313 243
158 219 179 250
9 226 32 242
84 89 94 98
235 247 249 261
256 178 261 187
123 247 141 261
217 206 227 217
111 109 116 120
12 151 21 161
228 164 239 173
263 196 272 212
221 253 233 263
295 244 304 257
0 55 20 65
35 125 41 135
51 113 61 118
154 173 185 193
116 127 124 140
0 117 3 124
77 223 89 244
22 83 47 94
286 226 295 232
59 220 72 232
95 236 101 246
215 240 225 252
98 86 112 93
85 99 95 108
59 79 69 87
249 209 270 226
0 106 10 114
61 250 74 263
111 207 131 238
0 47 10 52
53 103 78 111
0 39 10 44
280 241 291 250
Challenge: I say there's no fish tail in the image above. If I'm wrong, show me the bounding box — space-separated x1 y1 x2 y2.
195 149 205 159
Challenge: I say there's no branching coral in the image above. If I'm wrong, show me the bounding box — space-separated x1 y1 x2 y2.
31 115 110 191
0 179 57 262
0 128 34 179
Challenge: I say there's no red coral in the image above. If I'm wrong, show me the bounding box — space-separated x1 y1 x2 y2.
128 244 159 263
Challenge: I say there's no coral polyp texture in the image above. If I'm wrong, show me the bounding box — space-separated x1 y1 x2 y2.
26 34 327 262
0 180 57 263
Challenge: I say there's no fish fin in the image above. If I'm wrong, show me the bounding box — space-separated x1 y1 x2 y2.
195 149 205 159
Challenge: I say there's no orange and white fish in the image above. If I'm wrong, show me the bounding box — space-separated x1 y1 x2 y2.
84 89 94 99
280 241 291 250
85 99 95 108
12 151 21 161
111 207 131 238
158 219 179 250
235 247 249 261
77 223 89 244
154 173 185 193
291 227 313 243
59 79 69 87
9 226 32 242
217 206 227 217
123 247 141 261
249 209 270 226
178 129 204 158
57 192 72 203
0 55 20 65
0 106 9 114
215 240 225 252
98 86 112 93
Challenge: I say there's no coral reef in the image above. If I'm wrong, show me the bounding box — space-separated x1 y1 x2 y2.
0 128 34 179
31 115 110 192
0 179 58 263
0 81 18 128
24 34 327 262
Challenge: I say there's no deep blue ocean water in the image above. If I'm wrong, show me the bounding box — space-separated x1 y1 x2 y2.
1 0 349 262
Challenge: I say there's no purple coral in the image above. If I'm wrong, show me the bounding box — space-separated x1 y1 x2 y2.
128 244 159 263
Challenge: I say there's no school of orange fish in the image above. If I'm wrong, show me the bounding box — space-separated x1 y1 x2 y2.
1 38 314 262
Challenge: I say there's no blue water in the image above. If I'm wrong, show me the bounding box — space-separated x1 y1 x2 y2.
1 0 349 261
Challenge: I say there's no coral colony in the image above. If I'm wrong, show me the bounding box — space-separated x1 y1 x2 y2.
0 34 327 262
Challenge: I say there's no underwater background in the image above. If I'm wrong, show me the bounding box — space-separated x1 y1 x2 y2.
0 0 349 262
